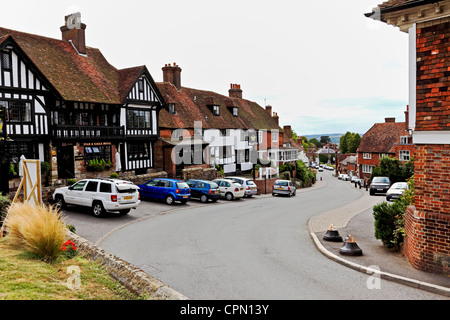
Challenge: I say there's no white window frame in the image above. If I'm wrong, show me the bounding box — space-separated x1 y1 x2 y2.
399 150 410 161
363 153 371 159
362 164 374 174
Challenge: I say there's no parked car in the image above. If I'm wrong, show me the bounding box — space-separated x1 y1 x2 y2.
369 176 391 195
138 178 190 205
386 182 408 201
213 178 245 200
227 177 258 197
341 174 350 181
338 173 344 180
53 178 140 217
185 179 220 203
318 167 323 172
272 179 296 197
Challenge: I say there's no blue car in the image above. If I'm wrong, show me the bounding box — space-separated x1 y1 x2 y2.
138 178 190 205
185 179 221 203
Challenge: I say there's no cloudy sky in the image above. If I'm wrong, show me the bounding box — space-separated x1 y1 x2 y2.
1 0 409 135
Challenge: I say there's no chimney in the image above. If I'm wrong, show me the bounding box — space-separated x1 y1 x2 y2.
405 105 409 130
162 63 182 90
283 125 292 141
272 112 279 126
60 12 87 55
385 117 395 123
229 83 243 99
265 105 272 116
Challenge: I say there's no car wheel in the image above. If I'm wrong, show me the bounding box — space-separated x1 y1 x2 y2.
293 190 296 196
92 201 105 217
54 195 66 210
119 209 130 215
225 192 233 201
165 195 175 205
200 195 208 203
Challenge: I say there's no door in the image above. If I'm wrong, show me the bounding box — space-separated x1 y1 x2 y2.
66 180 88 205
57 145 75 179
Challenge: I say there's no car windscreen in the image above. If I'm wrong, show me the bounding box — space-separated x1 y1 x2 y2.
247 180 256 186
373 177 389 183
275 181 288 186
176 182 190 189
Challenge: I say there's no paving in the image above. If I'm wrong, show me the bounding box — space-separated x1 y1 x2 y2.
308 179 450 298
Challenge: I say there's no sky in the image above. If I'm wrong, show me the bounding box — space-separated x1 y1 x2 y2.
1 0 409 136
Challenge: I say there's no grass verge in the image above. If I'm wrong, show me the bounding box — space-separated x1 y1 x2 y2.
0 238 145 300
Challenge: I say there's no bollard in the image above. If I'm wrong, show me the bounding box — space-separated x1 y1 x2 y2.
339 235 363 256
323 224 343 242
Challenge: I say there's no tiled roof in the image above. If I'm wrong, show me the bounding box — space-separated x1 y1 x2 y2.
157 82 281 131
378 0 417 9
0 27 146 105
357 121 407 153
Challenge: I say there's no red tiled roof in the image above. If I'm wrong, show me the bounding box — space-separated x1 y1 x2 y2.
0 26 147 105
157 82 281 131
357 121 407 153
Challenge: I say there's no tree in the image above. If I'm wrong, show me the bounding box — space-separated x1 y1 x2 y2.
309 138 321 148
339 132 361 153
320 136 331 145
370 156 414 183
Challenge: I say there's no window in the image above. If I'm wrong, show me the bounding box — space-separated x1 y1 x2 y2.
272 132 279 143
1 51 11 71
127 142 149 160
212 105 220 116
85 181 98 192
72 180 88 191
99 182 112 193
84 145 111 166
399 150 410 161
363 153 371 159
232 107 238 117
1 101 32 122
138 79 144 93
362 164 374 174
127 109 151 129
168 103 176 115
400 136 410 144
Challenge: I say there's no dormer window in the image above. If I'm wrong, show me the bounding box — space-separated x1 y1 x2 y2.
168 103 176 115
232 107 238 117
212 105 220 116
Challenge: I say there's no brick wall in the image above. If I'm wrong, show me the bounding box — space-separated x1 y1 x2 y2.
404 144 450 275
416 21 450 131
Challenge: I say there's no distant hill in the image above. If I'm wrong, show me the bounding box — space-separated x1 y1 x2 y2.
302 134 343 145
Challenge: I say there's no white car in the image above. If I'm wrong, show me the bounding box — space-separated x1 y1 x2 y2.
341 174 350 181
227 176 258 197
213 178 245 200
272 179 296 197
386 182 408 201
53 178 140 217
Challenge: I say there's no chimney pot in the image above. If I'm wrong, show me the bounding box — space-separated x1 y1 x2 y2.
162 63 182 90
228 83 243 99
60 12 87 55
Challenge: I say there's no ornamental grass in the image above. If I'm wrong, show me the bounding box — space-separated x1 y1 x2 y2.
4 202 67 262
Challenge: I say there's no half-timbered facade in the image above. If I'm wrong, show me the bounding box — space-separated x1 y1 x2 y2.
0 13 164 191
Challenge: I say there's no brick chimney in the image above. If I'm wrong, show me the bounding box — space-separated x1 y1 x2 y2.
229 83 243 99
60 12 87 55
162 63 182 90
385 117 396 123
272 112 279 126
405 105 409 130
265 105 272 116
283 125 292 141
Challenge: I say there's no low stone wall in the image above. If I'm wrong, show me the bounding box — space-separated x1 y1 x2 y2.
180 167 217 181
67 231 188 300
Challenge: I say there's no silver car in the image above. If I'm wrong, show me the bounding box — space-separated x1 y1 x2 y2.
227 176 258 197
272 179 296 197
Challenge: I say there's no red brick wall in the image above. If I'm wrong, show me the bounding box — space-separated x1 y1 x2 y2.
404 144 450 275
416 21 450 131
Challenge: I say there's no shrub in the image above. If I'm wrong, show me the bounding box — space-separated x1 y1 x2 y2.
67 179 77 186
110 172 119 179
373 176 415 249
4 202 67 262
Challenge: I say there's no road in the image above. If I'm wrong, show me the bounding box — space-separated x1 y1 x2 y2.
63 170 446 299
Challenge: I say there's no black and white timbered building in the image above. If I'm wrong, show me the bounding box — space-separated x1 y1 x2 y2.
0 13 165 191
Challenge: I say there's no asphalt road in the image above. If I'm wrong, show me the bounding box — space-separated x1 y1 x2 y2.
63 170 446 300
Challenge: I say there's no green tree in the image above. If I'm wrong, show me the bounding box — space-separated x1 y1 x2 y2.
339 132 361 153
309 138 321 148
320 136 331 145
339 132 351 154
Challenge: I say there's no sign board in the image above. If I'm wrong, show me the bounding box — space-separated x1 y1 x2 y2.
13 159 42 206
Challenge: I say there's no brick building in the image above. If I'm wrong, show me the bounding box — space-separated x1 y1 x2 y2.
366 0 450 275
356 117 412 180
155 63 287 179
